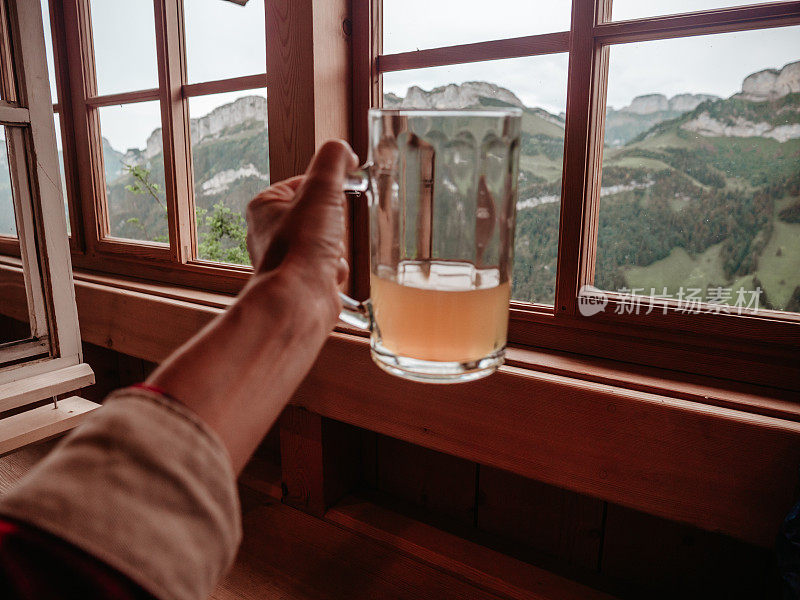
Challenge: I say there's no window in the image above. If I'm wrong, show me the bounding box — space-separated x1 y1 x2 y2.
382 54 569 304
8 0 798 388
354 0 800 385
40 0 268 286
596 27 800 313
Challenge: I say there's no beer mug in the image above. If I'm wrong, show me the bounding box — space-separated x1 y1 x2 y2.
341 108 522 383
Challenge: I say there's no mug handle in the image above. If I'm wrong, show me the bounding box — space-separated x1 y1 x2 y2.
339 164 372 330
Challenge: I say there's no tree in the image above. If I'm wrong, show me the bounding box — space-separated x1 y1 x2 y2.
125 164 250 265
196 203 250 266
123 164 168 243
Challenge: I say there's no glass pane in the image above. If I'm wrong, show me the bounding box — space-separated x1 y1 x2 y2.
596 27 800 315
189 90 268 265
383 0 571 55
98 101 168 243
0 129 33 344
53 112 69 234
383 54 569 304
89 0 158 95
40 0 57 103
184 0 266 83
611 0 779 22
0 133 14 237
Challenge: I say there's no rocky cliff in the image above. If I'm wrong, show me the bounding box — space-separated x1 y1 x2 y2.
383 81 525 109
621 93 719 115
142 95 267 160
739 60 800 101
682 60 800 141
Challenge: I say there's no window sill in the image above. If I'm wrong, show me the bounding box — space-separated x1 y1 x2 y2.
1 257 799 547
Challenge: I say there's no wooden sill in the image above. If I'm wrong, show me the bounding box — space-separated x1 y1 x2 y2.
1 259 799 547
237 460 618 600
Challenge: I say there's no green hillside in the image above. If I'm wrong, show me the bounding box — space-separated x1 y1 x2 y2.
593 92 800 310
93 73 800 312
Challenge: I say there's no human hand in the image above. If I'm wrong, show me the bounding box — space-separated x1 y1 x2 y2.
246 139 358 286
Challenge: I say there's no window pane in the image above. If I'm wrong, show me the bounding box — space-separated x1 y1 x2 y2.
0 129 33 342
89 0 158 95
383 54 568 304
53 111 69 234
0 133 14 236
383 0 571 55
184 0 266 83
610 0 779 22
98 101 167 243
189 91 268 265
596 27 800 315
40 0 57 103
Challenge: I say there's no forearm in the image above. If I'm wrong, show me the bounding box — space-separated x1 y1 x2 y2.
147 269 336 473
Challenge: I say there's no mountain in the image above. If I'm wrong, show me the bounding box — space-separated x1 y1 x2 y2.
105 95 269 245
738 60 800 101
597 60 800 310
384 81 526 110
99 61 800 309
604 93 719 146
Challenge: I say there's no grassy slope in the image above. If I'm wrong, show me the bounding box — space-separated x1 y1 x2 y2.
751 196 800 309
613 118 800 310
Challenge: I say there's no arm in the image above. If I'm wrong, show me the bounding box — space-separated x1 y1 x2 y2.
0 140 359 600
146 139 357 473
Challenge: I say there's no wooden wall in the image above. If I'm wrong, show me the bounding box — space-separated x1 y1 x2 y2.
73 337 779 599
1 309 780 600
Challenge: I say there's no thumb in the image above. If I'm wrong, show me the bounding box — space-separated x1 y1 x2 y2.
284 139 358 268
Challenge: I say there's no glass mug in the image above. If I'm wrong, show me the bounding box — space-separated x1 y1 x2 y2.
341 108 522 383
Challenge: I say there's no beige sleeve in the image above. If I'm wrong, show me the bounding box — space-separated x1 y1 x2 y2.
0 387 241 600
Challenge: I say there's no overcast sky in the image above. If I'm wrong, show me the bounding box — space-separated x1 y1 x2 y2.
42 0 800 151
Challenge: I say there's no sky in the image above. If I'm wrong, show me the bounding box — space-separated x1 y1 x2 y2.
40 0 800 150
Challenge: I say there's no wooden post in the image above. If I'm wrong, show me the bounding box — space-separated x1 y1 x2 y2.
279 406 361 516
265 0 351 181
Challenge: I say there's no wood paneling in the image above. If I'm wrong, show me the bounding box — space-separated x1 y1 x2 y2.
376 434 477 526
2 267 797 549
214 499 512 600
600 503 778 599
477 466 604 572
327 496 618 600
294 333 800 548
279 407 360 516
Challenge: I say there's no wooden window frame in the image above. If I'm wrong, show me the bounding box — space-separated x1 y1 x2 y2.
46 0 269 293
2 0 796 392
5 0 350 294
0 0 88 391
352 0 800 391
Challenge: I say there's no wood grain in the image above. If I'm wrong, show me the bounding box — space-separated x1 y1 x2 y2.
293 333 800 548
378 31 569 73
0 438 57 495
327 495 618 600
599 502 777 598
376 433 477 526
0 362 94 412
477 466 604 572
2 267 798 547
596 1 800 44
0 396 98 456
214 499 511 600
279 407 361 516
